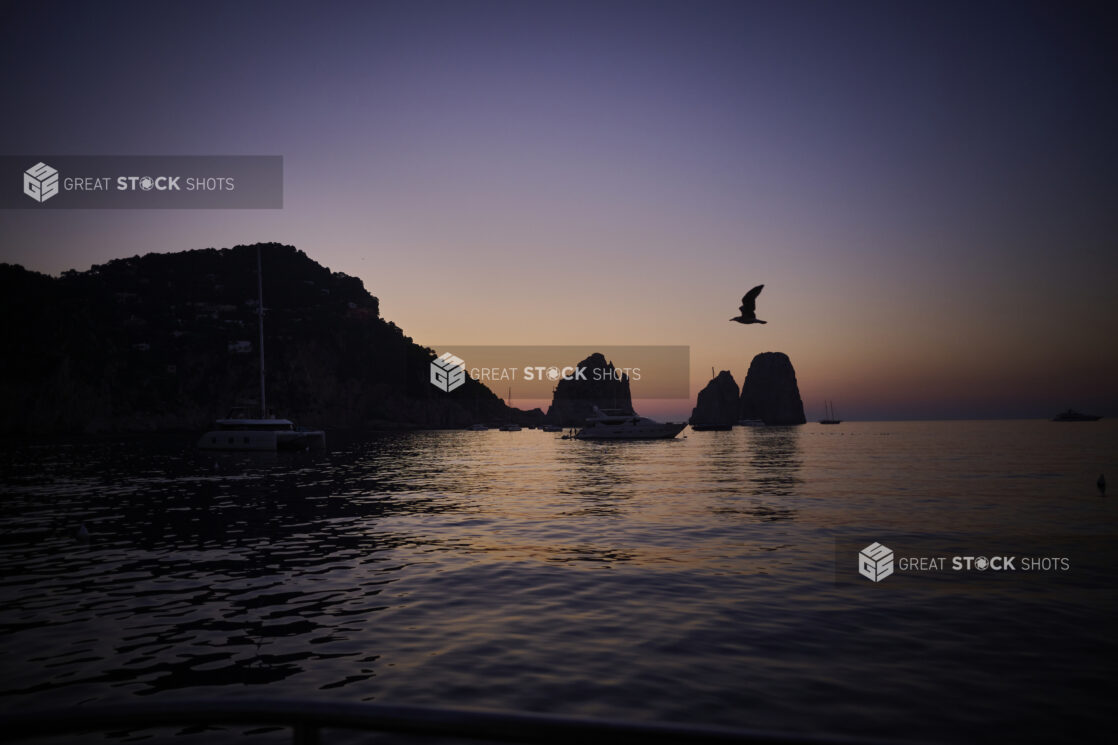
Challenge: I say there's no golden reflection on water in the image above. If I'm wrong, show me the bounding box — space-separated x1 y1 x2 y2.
349 428 809 572
1 422 1116 742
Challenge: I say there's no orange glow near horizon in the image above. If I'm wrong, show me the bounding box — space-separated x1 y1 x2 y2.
2 2 1115 420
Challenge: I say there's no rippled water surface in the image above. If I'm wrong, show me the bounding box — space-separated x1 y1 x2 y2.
1 421 1116 742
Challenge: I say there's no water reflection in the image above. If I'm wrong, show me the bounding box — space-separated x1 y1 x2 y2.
693 430 743 494
697 427 802 522
0 434 432 701
554 440 636 517
746 426 802 497
2 425 1113 744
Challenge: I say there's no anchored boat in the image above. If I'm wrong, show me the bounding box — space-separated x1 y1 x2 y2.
575 407 686 440
198 408 326 451
1051 409 1101 422
197 247 325 451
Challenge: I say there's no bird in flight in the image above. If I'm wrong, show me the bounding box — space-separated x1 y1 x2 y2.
730 285 767 324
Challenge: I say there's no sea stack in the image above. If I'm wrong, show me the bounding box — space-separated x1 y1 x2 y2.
739 352 807 425
689 371 740 428
545 352 633 426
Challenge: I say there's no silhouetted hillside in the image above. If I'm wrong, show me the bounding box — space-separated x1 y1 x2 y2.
0 243 516 433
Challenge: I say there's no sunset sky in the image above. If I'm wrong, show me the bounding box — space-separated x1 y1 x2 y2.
2 0 1116 420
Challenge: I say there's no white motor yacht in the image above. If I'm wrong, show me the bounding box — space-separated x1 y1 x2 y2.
575 407 686 440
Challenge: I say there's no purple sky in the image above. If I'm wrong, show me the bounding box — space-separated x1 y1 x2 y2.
2 0 1116 419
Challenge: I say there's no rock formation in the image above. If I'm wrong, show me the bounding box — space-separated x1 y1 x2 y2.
689 370 740 427
545 353 633 426
739 352 806 425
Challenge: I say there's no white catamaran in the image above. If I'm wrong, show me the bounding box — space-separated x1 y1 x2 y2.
197 248 325 451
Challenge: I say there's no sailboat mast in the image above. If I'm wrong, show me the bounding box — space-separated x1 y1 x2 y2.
257 246 266 419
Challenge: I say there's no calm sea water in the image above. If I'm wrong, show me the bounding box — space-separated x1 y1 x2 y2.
1 421 1116 743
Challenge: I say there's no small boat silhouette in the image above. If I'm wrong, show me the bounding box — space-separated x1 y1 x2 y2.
1051 409 1101 422
819 400 841 425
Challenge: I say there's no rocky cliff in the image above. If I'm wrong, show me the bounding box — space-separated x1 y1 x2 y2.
545 353 633 425
0 243 522 433
689 370 740 426
739 352 807 425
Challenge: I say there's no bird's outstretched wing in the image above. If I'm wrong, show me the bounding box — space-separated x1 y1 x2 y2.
739 284 764 315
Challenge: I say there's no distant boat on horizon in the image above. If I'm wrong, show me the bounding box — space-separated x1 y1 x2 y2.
197 247 325 451
819 400 841 425
1051 409 1102 422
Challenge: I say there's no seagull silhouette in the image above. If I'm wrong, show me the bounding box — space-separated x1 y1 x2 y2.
730 285 767 324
